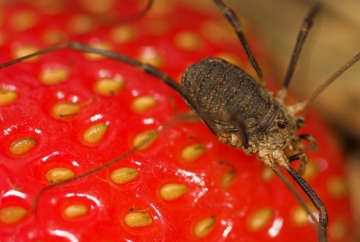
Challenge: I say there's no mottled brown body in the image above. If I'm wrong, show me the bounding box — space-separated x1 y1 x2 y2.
181 57 297 153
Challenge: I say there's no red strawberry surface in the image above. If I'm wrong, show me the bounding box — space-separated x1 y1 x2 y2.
0 0 355 241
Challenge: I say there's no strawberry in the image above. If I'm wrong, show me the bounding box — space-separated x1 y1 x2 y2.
0 0 355 241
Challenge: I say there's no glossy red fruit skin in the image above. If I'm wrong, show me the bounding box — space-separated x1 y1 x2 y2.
0 1 355 241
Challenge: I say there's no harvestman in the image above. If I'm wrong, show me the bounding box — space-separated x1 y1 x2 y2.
1 1 359 241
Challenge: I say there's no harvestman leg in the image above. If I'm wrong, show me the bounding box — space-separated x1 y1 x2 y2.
212 0 263 83
278 4 321 100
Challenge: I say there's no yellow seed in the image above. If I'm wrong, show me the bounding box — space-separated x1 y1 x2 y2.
110 25 137 44
291 206 309 226
79 0 116 14
10 137 36 156
52 102 80 118
12 45 40 62
247 208 273 231
327 176 348 199
68 15 93 34
40 67 69 85
221 170 235 189
94 78 124 96
159 184 187 201
124 212 152 228
200 20 236 44
200 20 224 43
83 123 108 144
0 89 17 106
174 31 203 51
261 166 275 182
216 52 241 66
181 144 206 162
64 204 88 218
132 130 158 151
302 161 318 180
110 168 138 184
329 219 348 240
193 216 216 238
138 47 164 67
10 10 38 32
83 42 112 60
43 30 68 45
131 95 157 113
0 206 27 224
46 167 75 183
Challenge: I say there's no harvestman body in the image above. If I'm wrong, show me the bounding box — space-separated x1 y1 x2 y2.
1 1 359 241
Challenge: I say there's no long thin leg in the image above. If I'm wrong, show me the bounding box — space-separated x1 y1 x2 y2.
269 164 323 240
212 0 263 83
277 4 320 101
286 165 328 242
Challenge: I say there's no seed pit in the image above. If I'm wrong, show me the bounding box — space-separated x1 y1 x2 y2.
174 31 203 51
10 137 36 156
131 95 157 113
83 123 108 144
247 208 273 232
94 78 124 96
181 144 206 162
40 67 69 85
110 168 138 184
46 167 75 183
0 89 18 106
64 204 88 218
0 206 27 224
124 211 152 228
327 176 348 199
193 216 216 238
68 15 93 34
159 183 187 201
10 10 38 32
110 25 137 44
52 102 80 118
132 130 158 151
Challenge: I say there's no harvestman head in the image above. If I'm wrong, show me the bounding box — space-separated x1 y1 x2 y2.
0 1 359 241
